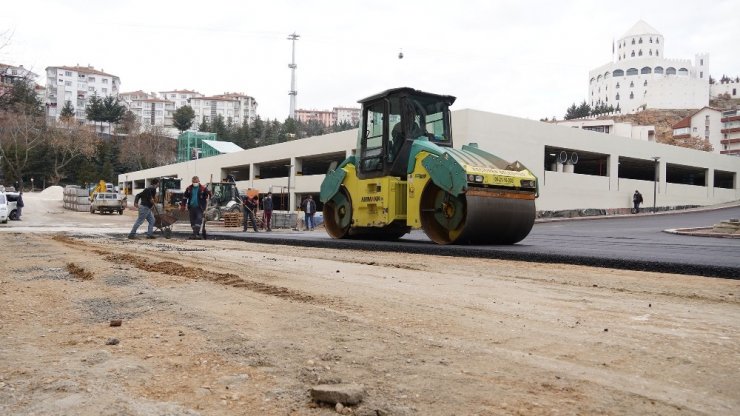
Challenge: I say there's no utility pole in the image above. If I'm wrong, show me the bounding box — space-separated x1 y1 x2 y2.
287 32 300 119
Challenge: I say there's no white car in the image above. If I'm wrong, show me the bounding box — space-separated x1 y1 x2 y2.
4 192 19 220
0 193 8 224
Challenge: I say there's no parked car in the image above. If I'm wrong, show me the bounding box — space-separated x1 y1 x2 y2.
90 192 125 215
5 192 20 220
0 192 8 224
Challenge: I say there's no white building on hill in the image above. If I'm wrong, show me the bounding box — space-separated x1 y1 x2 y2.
159 89 203 109
671 107 724 153
589 20 709 114
190 93 258 126
45 65 120 121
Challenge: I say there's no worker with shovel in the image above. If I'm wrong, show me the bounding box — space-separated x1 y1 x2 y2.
180 176 212 239
242 192 259 232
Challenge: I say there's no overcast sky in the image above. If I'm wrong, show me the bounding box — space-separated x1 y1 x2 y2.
2 0 738 121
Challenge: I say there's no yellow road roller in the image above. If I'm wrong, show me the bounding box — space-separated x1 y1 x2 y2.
320 87 538 244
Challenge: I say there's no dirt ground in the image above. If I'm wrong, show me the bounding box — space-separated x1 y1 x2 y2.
1 193 739 415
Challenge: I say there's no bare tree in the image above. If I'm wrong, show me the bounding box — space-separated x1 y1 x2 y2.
0 112 46 185
47 121 100 184
118 126 176 171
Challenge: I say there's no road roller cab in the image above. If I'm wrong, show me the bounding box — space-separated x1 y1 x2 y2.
320 87 539 245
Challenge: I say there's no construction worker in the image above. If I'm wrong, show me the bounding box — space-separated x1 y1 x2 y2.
242 193 259 232
262 192 273 231
180 176 212 239
128 178 159 239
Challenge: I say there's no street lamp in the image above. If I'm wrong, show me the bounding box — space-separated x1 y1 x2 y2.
652 156 660 213
30 178 34 192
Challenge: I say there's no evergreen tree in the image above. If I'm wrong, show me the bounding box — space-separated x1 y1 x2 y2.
282 118 299 141
250 116 264 145
0 80 43 115
172 105 195 133
209 114 227 140
85 93 105 133
198 118 209 132
232 119 251 149
60 101 76 121
102 95 125 125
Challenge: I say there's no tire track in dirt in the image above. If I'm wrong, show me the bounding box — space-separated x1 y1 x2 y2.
51 234 328 305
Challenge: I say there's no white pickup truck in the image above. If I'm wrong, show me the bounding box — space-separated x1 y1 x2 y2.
90 192 125 215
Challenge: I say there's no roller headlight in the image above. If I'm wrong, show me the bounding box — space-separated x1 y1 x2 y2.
520 180 536 188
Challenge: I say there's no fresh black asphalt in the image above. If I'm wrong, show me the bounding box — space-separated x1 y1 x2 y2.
185 206 740 279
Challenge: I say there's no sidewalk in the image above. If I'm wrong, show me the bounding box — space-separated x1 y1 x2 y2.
535 200 740 223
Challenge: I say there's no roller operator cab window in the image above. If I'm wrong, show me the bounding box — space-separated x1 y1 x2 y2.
360 101 385 172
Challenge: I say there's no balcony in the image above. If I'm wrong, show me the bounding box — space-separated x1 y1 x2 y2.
720 115 740 123
720 127 740 134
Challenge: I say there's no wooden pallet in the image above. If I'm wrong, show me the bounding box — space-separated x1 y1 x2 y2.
223 212 243 228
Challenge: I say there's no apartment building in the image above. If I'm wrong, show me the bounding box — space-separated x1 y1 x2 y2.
295 109 334 126
295 107 360 127
158 89 202 109
190 92 258 126
671 107 723 152
119 90 174 129
0 63 40 102
720 109 740 156
45 65 120 120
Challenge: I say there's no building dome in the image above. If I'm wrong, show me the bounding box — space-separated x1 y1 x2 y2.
617 20 664 61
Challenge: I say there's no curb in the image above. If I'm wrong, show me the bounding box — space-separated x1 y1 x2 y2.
664 227 740 239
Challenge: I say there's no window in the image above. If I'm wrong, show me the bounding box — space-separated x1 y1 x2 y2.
64 81 72 86
630 81 634 88
65 71 72 76
616 82 620 88
641 67 651 74
631 51 635 57
616 93 620 100
644 80 648 86
102 88 107 94
639 38 643 44
678 68 688 76
654 66 664 74
626 68 638 76
649 50 653 56
614 69 624 77
700 71 703 78
666 67 676 75
88 77 95 82
180 94 186 98
170 94 176 98
650 37 653 43
700 59 704 65
656 50 659 56
656 38 660 44
102 79 108 84
360 101 386 172
631 39 636 45
630 92 634 99
88 87 94 92
638 50 643 56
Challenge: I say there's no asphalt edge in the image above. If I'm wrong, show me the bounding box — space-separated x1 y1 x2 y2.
160 230 740 280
